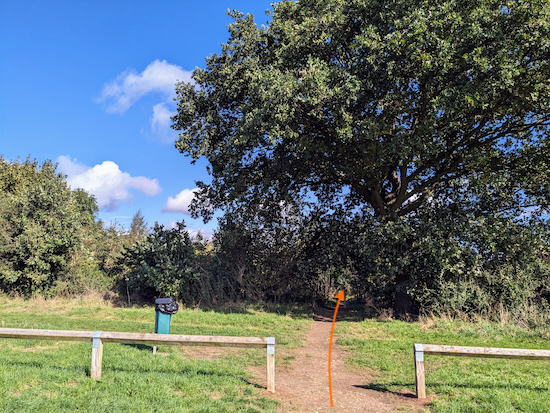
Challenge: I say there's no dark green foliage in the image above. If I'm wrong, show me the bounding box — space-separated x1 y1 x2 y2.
213 208 311 302
0 158 98 295
171 0 550 314
54 210 154 297
210 189 550 314
120 221 236 304
297 203 550 318
173 0 550 222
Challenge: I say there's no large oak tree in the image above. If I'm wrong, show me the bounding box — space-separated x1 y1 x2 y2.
173 0 550 222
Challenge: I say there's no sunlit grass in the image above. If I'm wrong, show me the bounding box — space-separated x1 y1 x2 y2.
0 295 313 412
336 315 550 412
8 294 548 411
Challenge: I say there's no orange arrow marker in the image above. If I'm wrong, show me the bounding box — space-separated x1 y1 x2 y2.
329 290 345 408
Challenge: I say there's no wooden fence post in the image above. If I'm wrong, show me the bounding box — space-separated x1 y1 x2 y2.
91 331 103 380
267 337 275 392
0 328 275 390
414 343 426 399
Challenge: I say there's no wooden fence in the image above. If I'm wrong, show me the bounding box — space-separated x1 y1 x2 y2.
413 343 550 398
0 328 276 392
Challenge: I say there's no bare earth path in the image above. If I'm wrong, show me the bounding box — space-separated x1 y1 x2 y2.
254 307 429 412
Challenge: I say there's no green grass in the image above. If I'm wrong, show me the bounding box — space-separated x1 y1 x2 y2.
5 296 548 412
336 315 550 412
0 296 313 412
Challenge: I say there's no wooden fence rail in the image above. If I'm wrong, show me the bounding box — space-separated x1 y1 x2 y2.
0 328 275 392
413 343 550 398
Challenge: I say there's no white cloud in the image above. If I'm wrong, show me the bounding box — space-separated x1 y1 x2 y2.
57 156 162 211
97 60 192 113
162 189 197 215
57 155 88 176
152 103 173 131
151 102 176 143
97 60 192 143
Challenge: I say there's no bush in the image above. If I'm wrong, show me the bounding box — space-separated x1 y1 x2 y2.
50 261 114 297
0 158 98 295
119 221 237 305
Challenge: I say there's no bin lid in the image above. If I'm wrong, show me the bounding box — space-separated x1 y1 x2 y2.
155 298 173 304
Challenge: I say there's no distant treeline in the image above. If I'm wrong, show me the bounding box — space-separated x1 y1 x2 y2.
0 157 225 305
1 157 549 324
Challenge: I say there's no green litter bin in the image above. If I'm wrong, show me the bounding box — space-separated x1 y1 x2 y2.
154 298 178 354
155 298 178 333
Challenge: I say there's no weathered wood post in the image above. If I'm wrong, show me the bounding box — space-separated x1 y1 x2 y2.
91 331 103 380
0 328 276 390
267 337 275 392
414 343 426 398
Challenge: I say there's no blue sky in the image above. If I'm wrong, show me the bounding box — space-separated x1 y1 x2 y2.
0 0 273 238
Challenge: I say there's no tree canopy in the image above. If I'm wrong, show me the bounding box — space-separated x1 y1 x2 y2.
172 0 550 221
0 158 99 294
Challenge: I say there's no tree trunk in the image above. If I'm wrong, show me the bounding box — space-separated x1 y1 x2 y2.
393 272 415 316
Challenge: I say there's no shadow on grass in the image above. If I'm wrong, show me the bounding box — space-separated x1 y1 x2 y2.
360 381 550 395
121 343 152 351
430 381 550 392
109 295 375 322
355 383 418 398
1 359 87 375
198 303 315 320
313 303 371 323
110 295 315 320
104 366 266 390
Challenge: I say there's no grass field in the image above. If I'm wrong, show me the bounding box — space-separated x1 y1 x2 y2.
336 314 550 413
2 296 550 412
0 296 312 413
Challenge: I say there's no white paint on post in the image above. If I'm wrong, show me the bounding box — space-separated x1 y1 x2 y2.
267 337 275 392
414 343 426 399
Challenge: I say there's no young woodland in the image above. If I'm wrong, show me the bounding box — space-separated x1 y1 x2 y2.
2 0 550 326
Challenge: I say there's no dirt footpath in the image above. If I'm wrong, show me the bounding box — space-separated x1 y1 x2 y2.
255 307 430 412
